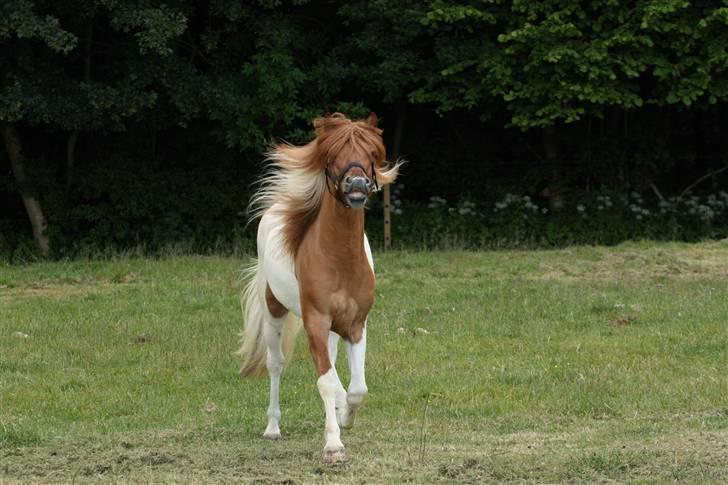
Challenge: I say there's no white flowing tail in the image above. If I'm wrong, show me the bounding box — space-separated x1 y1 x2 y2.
238 258 301 377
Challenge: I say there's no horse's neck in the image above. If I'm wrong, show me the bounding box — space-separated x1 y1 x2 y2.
314 192 367 261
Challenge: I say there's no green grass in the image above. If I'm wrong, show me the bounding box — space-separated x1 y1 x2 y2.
1 241 727 483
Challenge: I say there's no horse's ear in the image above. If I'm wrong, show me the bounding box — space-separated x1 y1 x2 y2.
313 115 329 137
314 119 324 137
315 112 341 137
365 112 379 127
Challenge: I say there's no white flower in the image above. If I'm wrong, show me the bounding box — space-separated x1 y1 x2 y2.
576 204 585 213
428 196 447 207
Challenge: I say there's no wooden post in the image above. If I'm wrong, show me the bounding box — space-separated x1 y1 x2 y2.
385 107 406 250
383 184 392 250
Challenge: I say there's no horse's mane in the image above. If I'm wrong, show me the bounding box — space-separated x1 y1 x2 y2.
249 113 399 257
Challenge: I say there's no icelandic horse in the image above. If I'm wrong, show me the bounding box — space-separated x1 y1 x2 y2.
238 113 399 463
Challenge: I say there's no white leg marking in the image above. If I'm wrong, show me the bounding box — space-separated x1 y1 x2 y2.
327 331 348 421
263 317 285 439
317 367 346 463
341 325 368 429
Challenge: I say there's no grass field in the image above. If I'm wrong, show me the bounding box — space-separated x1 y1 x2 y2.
1 241 727 483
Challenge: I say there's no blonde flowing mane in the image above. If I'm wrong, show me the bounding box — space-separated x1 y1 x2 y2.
248 113 400 256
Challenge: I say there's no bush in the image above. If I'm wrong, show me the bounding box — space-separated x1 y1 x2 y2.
3 180 728 260
38 157 256 258
365 187 728 250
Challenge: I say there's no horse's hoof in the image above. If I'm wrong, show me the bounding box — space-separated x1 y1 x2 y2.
323 447 347 464
263 431 281 440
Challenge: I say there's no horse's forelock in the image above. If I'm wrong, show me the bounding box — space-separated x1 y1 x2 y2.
315 117 386 168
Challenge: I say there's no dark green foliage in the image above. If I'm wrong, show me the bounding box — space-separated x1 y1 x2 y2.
415 0 728 127
44 157 250 253
1 0 727 257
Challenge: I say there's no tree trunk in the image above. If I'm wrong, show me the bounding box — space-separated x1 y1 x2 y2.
542 125 565 211
66 129 79 193
65 23 93 194
1 123 51 257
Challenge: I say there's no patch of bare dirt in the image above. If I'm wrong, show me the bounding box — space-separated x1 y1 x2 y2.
0 281 133 302
538 247 728 281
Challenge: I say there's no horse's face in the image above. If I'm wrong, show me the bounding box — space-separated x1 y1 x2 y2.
320 113 384 210
328 148 378 210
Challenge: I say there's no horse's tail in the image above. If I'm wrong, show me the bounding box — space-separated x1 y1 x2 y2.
238 258 301 377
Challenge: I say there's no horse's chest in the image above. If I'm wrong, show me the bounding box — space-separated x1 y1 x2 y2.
296 234 375 342
328 284 372 340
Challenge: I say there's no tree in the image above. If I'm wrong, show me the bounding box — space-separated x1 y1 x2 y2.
1 0 187 255
414 0 728 128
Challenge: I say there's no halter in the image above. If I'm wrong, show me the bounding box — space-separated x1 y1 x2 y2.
325 160 379 207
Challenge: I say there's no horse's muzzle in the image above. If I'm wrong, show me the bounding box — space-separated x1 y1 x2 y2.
343 176 371 209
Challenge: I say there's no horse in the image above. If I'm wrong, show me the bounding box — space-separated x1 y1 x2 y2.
238 112 400 463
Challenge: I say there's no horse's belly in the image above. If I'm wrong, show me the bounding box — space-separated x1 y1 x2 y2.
259 208 302 317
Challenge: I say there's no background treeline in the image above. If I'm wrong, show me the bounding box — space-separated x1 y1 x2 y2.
2 0 728 259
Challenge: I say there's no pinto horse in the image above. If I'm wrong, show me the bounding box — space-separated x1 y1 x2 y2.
238 113 399 463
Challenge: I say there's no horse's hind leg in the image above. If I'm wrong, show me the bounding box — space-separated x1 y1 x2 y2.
262 316 285 439
263 285 288 439
340 324 368 429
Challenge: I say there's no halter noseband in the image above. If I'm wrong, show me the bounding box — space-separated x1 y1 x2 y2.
325 160 379 207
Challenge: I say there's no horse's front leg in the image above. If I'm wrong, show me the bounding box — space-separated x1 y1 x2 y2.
340 324 368 429
305 314 346 463
327 331 349 426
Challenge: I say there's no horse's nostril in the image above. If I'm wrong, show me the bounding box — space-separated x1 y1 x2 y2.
346 176 372 194
345 176 352 184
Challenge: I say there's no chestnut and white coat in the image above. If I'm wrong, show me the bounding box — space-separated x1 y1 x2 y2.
238 113 399 463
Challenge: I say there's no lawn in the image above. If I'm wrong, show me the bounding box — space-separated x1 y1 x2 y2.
1 241 727 483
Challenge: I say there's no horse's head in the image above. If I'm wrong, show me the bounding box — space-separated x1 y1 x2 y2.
314 113 391 209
